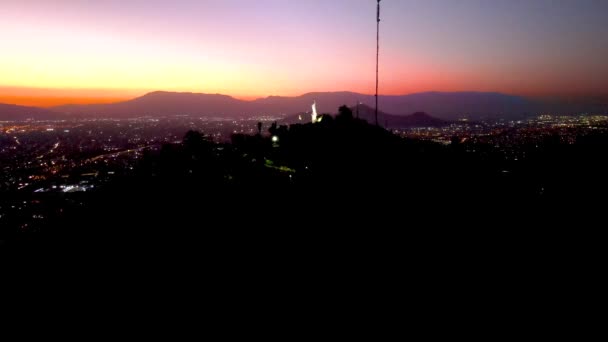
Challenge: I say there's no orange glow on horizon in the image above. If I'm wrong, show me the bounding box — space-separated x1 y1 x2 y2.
0 95 132 108
2 82 604 108
0 86 147 107
0 0 606 107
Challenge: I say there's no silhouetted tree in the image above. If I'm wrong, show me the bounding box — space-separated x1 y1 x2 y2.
318 114 334 124
183 130 206 150
257 122 263 135
269 122 278 136
337 105 353 121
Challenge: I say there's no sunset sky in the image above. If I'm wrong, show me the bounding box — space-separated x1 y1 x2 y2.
1 0 607 107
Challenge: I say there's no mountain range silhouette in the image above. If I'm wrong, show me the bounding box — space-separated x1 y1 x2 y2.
51 91 529 120
1 90 606 121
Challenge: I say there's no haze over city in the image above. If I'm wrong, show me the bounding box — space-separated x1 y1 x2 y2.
1 0 607 107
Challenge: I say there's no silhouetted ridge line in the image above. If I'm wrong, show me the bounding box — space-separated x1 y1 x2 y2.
48 91 534 120
0 103 63 120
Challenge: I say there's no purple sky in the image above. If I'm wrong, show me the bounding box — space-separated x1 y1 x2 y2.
1 0 607 105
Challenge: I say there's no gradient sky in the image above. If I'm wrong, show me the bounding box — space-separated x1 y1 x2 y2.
1 0 607 106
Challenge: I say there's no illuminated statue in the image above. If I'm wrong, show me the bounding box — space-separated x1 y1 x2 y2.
311 100 318 123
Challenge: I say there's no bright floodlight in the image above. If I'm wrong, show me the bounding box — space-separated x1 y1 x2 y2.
272 135 279 142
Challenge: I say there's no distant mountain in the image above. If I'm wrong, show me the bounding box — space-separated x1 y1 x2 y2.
252 91 363 116
50 91 532 120
53 91 247 117
380 92 531 120
0 103 62 121
528 95 608 115
253 91 532 120
351 104 449 128
49 90 605 120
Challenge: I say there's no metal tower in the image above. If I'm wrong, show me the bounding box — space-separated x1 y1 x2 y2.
375 0 381 126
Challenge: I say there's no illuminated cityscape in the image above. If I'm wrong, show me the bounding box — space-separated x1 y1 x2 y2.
1 111 606 233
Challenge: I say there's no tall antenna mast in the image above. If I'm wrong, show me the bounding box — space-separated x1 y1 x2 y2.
375 0 381 126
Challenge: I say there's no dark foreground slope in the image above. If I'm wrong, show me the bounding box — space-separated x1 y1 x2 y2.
2 106 607 260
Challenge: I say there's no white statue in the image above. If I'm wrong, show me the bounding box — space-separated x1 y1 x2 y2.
311 100 318 123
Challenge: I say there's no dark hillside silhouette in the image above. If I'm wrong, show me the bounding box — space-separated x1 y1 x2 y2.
3 106 607 257
350 104 450 128
281 104 452 128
